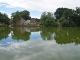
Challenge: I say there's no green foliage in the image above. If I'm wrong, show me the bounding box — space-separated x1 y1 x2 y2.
12 27 31 41
11 10 31 23
11 11 21 23
54 8 68 19
40 12 58 27
0 12 10 25
62 20 69 27
0 27 11 40
35 18 40 22
20 10 31 20
55 7 80 27
40 27 56 40
55 28 80 44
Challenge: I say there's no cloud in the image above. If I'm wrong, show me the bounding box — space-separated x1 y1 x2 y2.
0 0 80 18
0 39 80 60
7 13 11 18
31 15 41 19
0 0 80 12
0 3 5 6
0 10 11 18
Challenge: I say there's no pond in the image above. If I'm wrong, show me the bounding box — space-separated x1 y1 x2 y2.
0 27 80 60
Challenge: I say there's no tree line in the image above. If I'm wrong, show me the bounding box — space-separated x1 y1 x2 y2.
0 7 80 27
41 7 80 27
0 12 10 25
11 10 31 23
0 27 80 45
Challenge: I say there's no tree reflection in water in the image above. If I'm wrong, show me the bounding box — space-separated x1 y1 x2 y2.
0 27 11 40
0 27 80 45
40 27 80 45
12 27 31 41
54 28 80 45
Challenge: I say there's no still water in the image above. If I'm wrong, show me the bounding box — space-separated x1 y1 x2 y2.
0 27 80 60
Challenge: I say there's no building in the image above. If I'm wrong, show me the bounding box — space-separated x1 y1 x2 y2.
13 18 38 26
23 20 38 25
30 19 37 24
24 20 30 25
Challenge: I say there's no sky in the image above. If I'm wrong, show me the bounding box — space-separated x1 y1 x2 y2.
0 0 80 18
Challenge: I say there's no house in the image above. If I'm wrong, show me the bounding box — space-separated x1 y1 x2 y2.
30 19 37 24
23 19 38 25
24 20 30 25
13 18 38 26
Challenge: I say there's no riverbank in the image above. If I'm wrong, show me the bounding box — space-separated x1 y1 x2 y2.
0 25 42 27
0 25 9 27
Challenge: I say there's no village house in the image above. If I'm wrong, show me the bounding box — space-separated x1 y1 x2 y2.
13 18 38 26
23 20 30 25
23 19 38 25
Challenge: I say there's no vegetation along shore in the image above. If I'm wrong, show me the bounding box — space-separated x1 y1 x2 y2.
0 7 80 27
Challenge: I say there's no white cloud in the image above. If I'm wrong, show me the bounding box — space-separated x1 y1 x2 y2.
0 0 80 12
0 0 80 18
7 13 11 18
31 15 41 19
0 39 80 60
0 3 5 6
0 10 11 18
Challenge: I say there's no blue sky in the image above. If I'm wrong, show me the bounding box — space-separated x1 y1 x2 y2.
0 0 80 18
0 2 42 18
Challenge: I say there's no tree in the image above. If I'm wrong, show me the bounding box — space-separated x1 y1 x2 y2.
11 10 31 23
40 12 58 27
0 27 11 40
55 7 80 27
0 12 10 25
11 11 21 23
73 7 80 26
54 8 68 19
31 18 40 22
20 10 31 20
3 13 10 25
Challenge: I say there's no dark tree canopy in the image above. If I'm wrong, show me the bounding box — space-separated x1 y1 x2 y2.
54 8 68 19
11 10 31 23
0 7 80 27
54 7 80 27
0 12 10 25
0 27 11 40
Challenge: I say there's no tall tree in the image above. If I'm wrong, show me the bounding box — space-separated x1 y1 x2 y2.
11 11 21 23
0 12 10 25
55 7 80 27
54 8 68 19
11 10 31 23
40 12 58 27
20 10 31 20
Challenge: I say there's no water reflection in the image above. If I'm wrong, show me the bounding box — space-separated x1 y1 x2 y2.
40 27 56 40
24 27 40 32
40 27 80 45
0 27 80 45
12 27 31 41
0 27 80 60
54 28 80 45
0 27 11 40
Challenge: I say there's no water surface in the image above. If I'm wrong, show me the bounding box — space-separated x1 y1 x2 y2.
0 27 80 60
